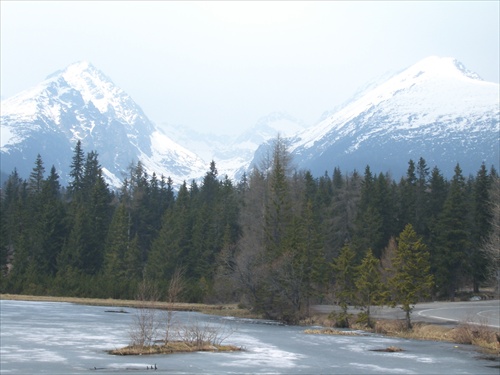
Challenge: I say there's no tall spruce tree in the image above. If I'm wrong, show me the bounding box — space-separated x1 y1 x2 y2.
355 248 386 327
0 170 25 281
399 159 417 231
330 169 350 258
470 164 492 292
102 203 131 297
434 164 470 299
264 135 293 257
389 224 433 329
331 244 357 327
38 166 66 277
353 167 387 257
28 154 45 195
68 140 85 198
415 157 430 236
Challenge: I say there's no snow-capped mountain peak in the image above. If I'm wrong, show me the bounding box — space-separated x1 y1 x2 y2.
1 56 497 187
286 56 499 177
1 62 206 187
58 61 140 123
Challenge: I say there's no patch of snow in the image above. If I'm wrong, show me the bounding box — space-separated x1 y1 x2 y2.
101 167 122 188
0 125 16 148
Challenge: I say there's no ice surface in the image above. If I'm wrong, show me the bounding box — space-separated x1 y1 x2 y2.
1 300 497 375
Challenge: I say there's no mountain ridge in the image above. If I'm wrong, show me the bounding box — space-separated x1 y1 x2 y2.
1 56 498 187
282 56 499 177
1 61 207 187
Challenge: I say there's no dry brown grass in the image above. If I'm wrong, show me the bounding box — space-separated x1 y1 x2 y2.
108 341 241 356
372 319 500 354
372 319 406 335
450 322 500 352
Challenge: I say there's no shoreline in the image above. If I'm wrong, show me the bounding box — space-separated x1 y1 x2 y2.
0 293 255 317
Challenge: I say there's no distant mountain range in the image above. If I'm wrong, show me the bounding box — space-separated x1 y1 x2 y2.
1 56 498 188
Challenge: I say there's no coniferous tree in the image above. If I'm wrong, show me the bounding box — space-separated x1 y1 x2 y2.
353 206 383 259
38 166 66 277
326 171 362 261
330 169 351 258
82 151 101 195
355 248 386 327
102 203 131 297
82 169 112 275
427 166 448 289
0 170 26 281
68 140 85 198
353 167 386 257
273 197 325 322
300 199 327 307
58 204 88 272
65 152 111 277
434 164 470 298
28 154 45 195
399 160 417 231
264 135 293 257
7 155 49 292
331 244 357 327
372 172 396 256
481 176 500 291
470 163 492 292
188 161 224 299
415 157 430 236
389 224 433 329
124 234 143 290
147 181 192 296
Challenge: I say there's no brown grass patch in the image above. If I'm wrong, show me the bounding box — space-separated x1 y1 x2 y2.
373 319 408 335
450 323 500 352
108 341 241 356
372 319 500 354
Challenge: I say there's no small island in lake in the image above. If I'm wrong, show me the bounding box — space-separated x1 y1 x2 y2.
109 341 242 356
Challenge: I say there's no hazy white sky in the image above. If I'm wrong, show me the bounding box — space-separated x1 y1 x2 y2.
1 1 499 136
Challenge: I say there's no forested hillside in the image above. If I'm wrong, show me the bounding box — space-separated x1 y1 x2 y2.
1 137 497 324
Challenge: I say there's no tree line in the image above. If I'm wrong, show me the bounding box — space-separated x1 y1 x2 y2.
0 137 498 324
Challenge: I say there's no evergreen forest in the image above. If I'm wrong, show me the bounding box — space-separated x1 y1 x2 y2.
1 137 498 324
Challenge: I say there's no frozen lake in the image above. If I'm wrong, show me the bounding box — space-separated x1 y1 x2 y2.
0 300 497 374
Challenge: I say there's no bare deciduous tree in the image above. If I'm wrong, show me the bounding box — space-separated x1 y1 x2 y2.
129 273 237 351
164 266 185 344
179 317 237 349
129 279 161 347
